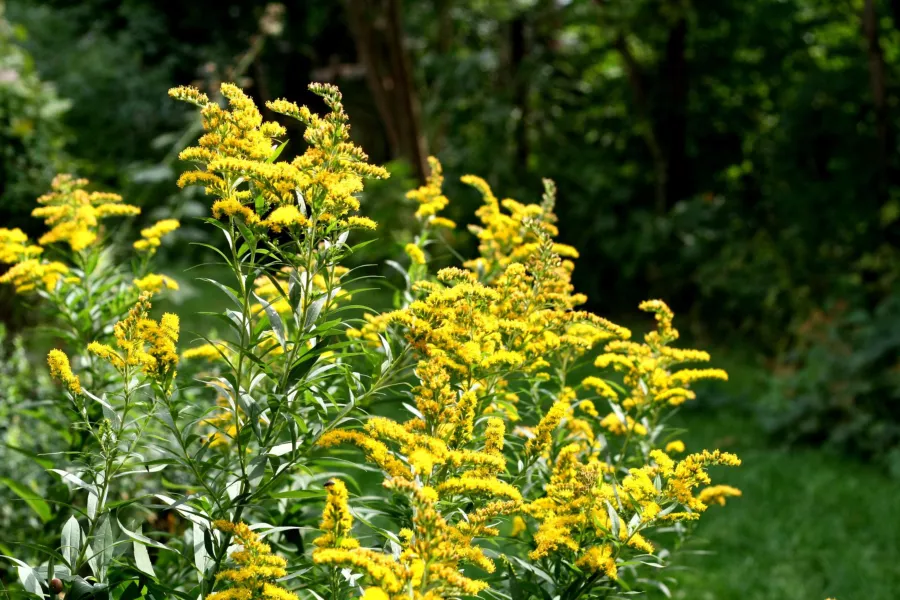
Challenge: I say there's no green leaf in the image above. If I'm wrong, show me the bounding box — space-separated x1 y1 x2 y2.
17 564 44 597
51 469 99 495
192 521 209 580
266 139 289 163
68 577 97 600
132 538 155 578
303 296 327 331
61 516 83 569
118 518 169 551
0 477 52 522
507 561 524 600
255 293 286 350
605 500 622 538
118 582 146 600
199 278 242 308
90 517 115 581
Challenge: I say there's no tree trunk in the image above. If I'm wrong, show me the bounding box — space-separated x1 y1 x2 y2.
344 0 429 181
510 16 529 170
659 12 689 210
862 0 889 187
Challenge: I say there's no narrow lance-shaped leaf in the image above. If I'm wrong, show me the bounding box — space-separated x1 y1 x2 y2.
61 516 83 569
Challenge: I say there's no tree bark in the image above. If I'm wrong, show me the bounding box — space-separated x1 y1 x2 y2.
862 0 889 186
344 0 429 181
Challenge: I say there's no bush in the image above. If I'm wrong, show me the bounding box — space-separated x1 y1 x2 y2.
0 80 740 600
763 296 900 471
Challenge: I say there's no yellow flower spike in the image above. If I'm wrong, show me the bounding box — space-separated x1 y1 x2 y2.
134 273 179 293
345 216 378 230
87 342 125 370
669 368 729 386
314 479 356 549
449 389 478 446
665 450 742 511
263 205 307 233
638 299 678 344
581 376 619 400
483 417 506 456
649 449 675 477
318 430 411 479
697 484 742 507
94 294 179 387
624 531 654 554
47 349 81 395
429 216 456 229
406 156 449 219
207 521 297 600
665 440 686 453
210 199 261 225
599 413 647 437
405 243 426 265
437 476 522 502
182 343 228 362
168 85 209 106
134 219 180 255
510 516 527 537
0 228 42 263
525 400 569 457
575 545 617 580
0 258 70 294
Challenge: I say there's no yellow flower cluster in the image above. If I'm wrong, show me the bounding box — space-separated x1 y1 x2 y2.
208 521 297 600
87 293 180 387
47 349 81 395
134 219 180 254
398 159 457 273
0 228 41 263
170 82 387 231
0 228 70 293
313 480 357 550
407 157 450 221
1 175 156 295
312 477 509 599
182 342 228 362
134 273 179 293
590 300 728 410
32 174 140 251
324 159 740 598
461 175 578 279
522 444 740 575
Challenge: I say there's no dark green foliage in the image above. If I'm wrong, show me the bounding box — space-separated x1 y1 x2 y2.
762 296 900 467
0 10 70 233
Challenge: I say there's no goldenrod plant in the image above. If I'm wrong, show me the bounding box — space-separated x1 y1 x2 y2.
0 81 739 600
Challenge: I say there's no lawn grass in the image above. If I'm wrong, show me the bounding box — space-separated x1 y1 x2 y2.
660 408 900 600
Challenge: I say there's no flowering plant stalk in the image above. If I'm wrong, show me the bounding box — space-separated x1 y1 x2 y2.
0 81 739 600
